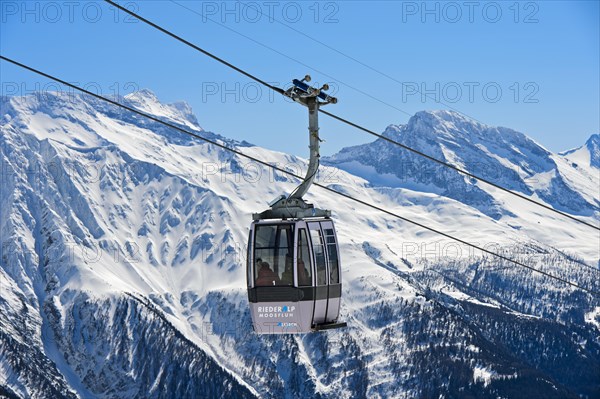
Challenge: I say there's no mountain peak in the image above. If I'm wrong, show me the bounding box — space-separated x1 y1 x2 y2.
586 133 599 147
123 88 201 130
407 110 485 131
405 110 486 141
411 110 480 127
124 88 159 102
560 133 600 168
413 109 473 122
586 134 599 168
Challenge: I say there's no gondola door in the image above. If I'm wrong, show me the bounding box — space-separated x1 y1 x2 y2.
321 220 341 322
295 224 315 331
307 222 329 325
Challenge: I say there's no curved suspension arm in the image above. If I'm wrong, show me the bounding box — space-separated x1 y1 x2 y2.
289 97 320 200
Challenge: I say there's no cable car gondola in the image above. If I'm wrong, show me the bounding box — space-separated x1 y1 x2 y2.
247 76 347 334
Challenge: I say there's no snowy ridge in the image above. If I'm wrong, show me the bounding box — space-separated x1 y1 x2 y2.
324 110 599 220
1 91 599 398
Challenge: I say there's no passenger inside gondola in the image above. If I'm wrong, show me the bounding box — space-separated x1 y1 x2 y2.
255 261 280 286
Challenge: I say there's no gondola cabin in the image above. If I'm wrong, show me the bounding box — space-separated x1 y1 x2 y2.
247 218 344 334
246 75 345 333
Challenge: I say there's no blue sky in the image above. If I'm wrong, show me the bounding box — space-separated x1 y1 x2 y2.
1 0 598 156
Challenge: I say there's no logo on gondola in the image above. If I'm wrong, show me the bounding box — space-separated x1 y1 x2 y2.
257 305 296 318
277 322 298 327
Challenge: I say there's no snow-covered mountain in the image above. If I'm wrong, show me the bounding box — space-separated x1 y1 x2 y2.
1 91 599 398
323 110 599 220
561 133 600 169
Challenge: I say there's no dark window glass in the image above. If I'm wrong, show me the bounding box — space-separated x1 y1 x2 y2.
326 244 339 284
324 228 339 284
310 228 327 286
297 229 313 286
254 224 294 286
